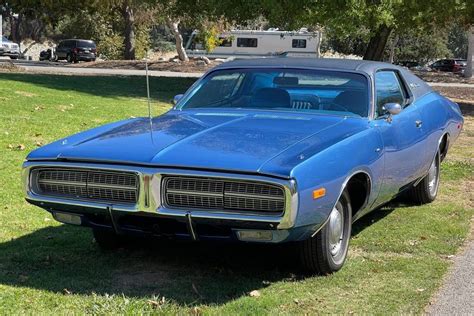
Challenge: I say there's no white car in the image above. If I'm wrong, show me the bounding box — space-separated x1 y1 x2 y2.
0 36 20 59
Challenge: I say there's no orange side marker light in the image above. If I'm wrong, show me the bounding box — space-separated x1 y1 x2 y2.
313 188 326 200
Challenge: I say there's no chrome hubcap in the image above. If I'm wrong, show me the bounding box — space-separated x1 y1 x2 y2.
428 157 439 196
328 203 344 256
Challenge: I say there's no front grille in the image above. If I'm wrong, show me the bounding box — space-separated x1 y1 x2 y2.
163 176 285 214
34 168 139 204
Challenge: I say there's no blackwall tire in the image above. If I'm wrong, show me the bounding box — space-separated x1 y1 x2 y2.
299 189 352 274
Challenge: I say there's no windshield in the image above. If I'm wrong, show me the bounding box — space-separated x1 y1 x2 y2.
178 68 369 117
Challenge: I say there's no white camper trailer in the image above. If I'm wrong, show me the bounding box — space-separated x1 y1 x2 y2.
185 29 321 59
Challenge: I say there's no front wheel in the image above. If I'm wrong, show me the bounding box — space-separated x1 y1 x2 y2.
407 152 440 204
299 190 352 274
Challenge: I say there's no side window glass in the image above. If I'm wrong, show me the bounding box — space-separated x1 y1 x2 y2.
375 71 405 116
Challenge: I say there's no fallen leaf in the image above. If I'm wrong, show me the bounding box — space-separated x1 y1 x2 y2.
249 290 261 297
17 144 26 151
190 307 202 315
4 131 9 135
416 288 425 292
147 300 160 309
408 240 418 246
63 288 72 295
19 274 29 282
7 144 13 149
293 299 300 304
446 255 455 259
192 283 202 298
35 141 43 147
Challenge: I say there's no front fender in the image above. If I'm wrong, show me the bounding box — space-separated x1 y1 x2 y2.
290 128 384 235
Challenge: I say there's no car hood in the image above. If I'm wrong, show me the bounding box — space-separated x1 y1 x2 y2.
27 110 368 178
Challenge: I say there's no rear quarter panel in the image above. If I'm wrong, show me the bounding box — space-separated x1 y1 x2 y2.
417 92 464 172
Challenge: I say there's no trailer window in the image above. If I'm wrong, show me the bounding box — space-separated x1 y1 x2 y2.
219 37 232 47
292 39 307 48
237 38 258 48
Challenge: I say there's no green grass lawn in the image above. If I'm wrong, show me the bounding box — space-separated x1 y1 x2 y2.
0 73 472 314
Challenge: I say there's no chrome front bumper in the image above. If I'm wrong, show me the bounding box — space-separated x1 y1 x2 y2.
23 161 298 230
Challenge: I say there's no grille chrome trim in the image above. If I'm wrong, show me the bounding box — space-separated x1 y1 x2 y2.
23 161 298 229
163 176 286 214
33 168 139 204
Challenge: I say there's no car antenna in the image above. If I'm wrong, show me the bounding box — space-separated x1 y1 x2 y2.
145 54 152 122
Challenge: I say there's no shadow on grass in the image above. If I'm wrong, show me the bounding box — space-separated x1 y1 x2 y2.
0 224 302 305
0 72 196 102
0 201 408 305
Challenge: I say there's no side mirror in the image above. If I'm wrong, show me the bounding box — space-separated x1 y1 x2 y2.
173 94 184 105
382 103 402 123
383 103 402 115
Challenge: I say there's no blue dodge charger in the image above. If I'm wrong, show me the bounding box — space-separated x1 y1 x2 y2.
23 58 463 274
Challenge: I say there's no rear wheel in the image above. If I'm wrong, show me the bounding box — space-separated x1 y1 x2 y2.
407 151 440 204
93 229 123 250
299 190 352 274
66 54 73 63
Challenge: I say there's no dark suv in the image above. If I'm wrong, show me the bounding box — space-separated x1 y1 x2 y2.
430 59 467 73
55 39 97 63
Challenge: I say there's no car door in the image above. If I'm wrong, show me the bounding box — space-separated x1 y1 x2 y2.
55 42 63 58
56 41 67 58
373 70 427 201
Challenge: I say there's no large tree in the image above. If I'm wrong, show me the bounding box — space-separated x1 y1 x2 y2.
212 0 470 61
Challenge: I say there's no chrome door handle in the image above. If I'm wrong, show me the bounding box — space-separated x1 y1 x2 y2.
415 120 423 128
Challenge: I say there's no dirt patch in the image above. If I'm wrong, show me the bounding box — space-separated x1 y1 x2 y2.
414 70 474 84
14 90 37 97
73 59 222 73
0 61 21 73
114 267 178 291
434 86 474 103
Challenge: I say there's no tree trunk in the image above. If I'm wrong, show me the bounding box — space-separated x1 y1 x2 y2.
465 26 474 78
363 25 392 61
166 17 189 62
122 2 135 60
316 31 322 58
388 34 399 64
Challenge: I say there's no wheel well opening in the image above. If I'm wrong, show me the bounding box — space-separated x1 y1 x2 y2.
439 134 449 162
346 173 370 216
